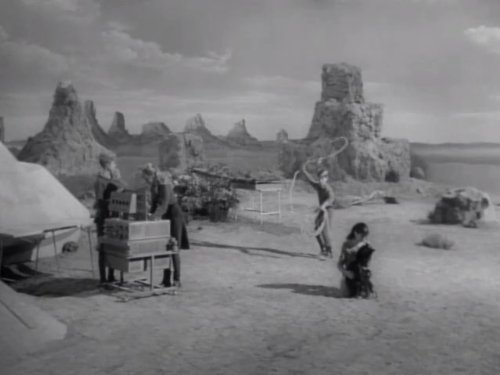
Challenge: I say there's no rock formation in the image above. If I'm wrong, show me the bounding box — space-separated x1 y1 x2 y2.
226 119 260 146
428 187 491 228
276 129 288 143
279 63 410 181
108 112 132 144
139 122 171 143
85 100 112 148
159 132 205 172
0 116 4 143
184 114 221 144
18 82 114 175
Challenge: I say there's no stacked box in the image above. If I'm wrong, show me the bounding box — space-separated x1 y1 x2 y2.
108 189 151 217
109 191 137 214
104 219 170 241
101 237 171 257
105 252 172 273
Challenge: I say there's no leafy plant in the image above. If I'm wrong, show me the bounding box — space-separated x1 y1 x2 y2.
175 171 239 222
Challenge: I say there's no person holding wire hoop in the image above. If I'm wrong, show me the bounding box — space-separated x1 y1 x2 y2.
301 158 336 259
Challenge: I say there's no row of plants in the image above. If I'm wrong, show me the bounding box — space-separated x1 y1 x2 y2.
174 167 239 222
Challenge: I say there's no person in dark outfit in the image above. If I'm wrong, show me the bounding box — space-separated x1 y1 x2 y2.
302 158 336 259
337 222 374 298
94 153 126 284
141 164 189 287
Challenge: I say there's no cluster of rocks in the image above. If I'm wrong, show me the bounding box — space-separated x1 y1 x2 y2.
278 63 410 182
16 83 211 175
428 187 493 228
226 119 260 146
18 82 115 175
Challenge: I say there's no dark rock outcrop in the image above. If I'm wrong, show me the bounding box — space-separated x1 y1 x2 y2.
279 63 410 181
0 116 4 143
184 114 222 144
276 129 288 143
226 119 260 146
159 132 206 172
108 112 132 144
85 100 112 148
139 122 171 143
428 187 491 228
18 82 114 175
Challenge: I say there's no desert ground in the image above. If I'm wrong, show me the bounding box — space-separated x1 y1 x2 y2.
3 176 500 375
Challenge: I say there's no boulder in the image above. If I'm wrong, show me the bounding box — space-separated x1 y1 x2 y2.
428 187 491 228
18 82 114 175
158 132 206 172
276 129 288 143
226 119 260 146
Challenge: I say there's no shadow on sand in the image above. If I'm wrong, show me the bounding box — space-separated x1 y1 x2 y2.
12 277 104 297
258 283 344 298
192 240 318 259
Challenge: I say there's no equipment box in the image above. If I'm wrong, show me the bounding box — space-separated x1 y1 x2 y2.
104 219 170 241
104 252 173 273
100 237 170 257
105 253 147 273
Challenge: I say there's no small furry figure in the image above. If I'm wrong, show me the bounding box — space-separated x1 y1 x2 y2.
338 222 376 299
345 243 376 299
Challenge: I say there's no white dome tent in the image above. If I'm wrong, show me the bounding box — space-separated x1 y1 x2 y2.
0 141 92 266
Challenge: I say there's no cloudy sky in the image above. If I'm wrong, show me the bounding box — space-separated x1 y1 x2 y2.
2 0 500 142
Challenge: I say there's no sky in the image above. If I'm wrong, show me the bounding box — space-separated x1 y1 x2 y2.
2 0 500 143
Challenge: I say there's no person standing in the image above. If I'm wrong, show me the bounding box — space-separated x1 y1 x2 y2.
141 163 189 287
94 153 126 284
302 159 336 259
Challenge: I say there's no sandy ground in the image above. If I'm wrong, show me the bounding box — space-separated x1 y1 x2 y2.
4 187 500 375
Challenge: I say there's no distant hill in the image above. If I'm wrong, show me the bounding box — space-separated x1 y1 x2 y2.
411 142 500 164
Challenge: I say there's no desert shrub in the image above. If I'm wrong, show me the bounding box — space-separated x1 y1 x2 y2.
419 233 455 250
385 169 400 183
175 170 239 222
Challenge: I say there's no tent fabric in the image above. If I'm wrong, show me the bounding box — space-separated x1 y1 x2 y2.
0 142 91 238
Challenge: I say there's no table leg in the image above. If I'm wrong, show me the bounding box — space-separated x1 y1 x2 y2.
86 227 95 277
35 240 41 271
278 190 282 222
51 230 60 272
260 191 263 225
150 256 154 291
0 239 3 278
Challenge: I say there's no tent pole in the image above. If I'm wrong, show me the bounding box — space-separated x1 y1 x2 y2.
86 226 95 277
0 238 3 278
51 230 60 272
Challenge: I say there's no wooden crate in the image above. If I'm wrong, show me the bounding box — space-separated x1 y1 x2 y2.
104 219 170 241
108 190 150 217
105 253 147 273
103 251 172 273
101 237 170 257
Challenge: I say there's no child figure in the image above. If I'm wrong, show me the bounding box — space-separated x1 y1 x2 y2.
338 222 374 298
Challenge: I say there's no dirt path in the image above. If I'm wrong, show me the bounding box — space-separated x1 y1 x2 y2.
4 195 500 375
